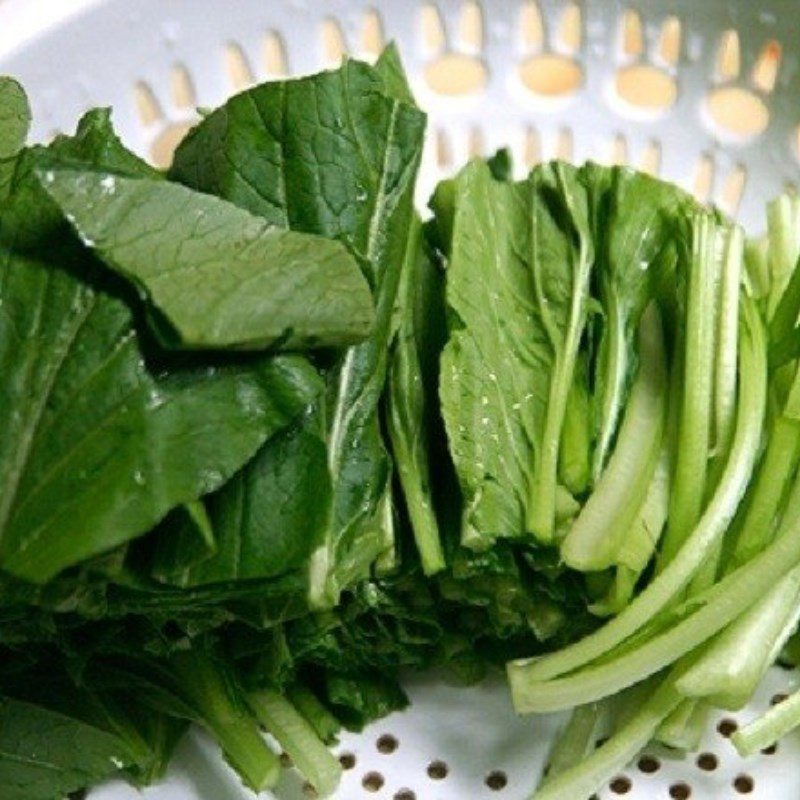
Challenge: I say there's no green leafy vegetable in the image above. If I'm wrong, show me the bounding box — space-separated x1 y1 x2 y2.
0 146 322 584
0 696 138 800
438 160 592 548
40 168 374 350
7 49 800 800
387 214 447 574
171 52 426 606
0 76 30 197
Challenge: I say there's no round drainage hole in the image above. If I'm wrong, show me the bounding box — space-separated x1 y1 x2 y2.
610 775 631 794
696 753 718 771
338 752 356 770
427 760 449 780
362 772 384 792
637 755 661 774
486 770 508 791
376 733 399 754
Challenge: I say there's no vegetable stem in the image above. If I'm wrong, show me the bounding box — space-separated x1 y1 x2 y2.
561 304 666 571
171 654 279 792
508 299 766 694
733 683 800 757
656 699 708 750
662 215 720 564
730 415 800 568
248 688 342 797
544 702 603 779
530 676 682 800
675 564 800 709
558 362 591 495
527 165 593 542
592 293 626 482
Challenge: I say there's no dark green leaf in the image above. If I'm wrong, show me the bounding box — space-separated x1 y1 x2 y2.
0 696 135 800
171 56 426 605
0 143 323 583
387 215 447 574
174 407 331 586
40 169 374 350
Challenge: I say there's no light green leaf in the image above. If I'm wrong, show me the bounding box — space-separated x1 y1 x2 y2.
439 159 592 548
0 77 30 197
0 77 29 160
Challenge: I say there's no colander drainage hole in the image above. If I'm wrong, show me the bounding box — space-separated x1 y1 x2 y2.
771 693 789 705
609 775 631 794
376 733 399 753
427 759 449 780
637 754 661 774
338 751 356 770
394 790 416 800
485 770 508 791
717 717 738 738
734 774 755 794
362 771 384 792
669 782 692 799
696 752 718 771
279 751 293 768
301 782 318 798
762 742 778 755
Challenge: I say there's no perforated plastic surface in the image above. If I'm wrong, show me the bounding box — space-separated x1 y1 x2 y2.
2 1 800 797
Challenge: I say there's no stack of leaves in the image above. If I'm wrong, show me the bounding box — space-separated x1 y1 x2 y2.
5 47 800 800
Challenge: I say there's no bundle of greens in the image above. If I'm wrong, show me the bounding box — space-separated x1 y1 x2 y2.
3 47 800 800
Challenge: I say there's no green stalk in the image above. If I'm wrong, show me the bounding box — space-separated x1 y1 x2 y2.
616 445 670 575
661 215 719 564
387 415 444 574
248 689 341 797
590 566 639 617
285 685 340 745
656 700 709 751
558 359 591 495
688 227 743 594
733 684 800 757
766 192 800 319
527 166 593 542
730 415 800 568
745 236 770 301
712 226 743 466
374 490 397 575
561 304 666 571
386 214 445 575
770 253 800 353
530 677 682 800
508 300 766 691
510 456 800 715
675 564 800 709
545 702 603 779
592 293 626 482
171 654 279 792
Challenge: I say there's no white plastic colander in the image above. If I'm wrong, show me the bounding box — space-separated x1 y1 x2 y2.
2 0 800 797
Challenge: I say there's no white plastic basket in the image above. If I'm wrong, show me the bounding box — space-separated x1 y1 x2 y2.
2 0 800 797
